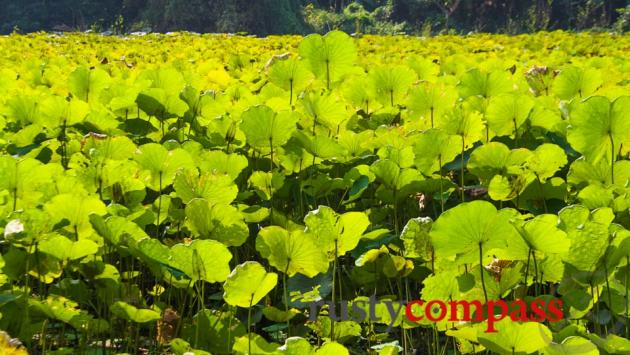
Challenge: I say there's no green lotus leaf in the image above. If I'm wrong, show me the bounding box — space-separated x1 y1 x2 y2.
529 96 566 134
436 105 484 149
298 31 357 89
430 200 519 264
302 174 344 199
277 337 314 354
69 66 110 103
315 341 349 355
30 295 108 332
185 198 248 247
82 135 136 162
488 173 535 202
485 93 534 138
377 145 414 169
541 336 599 355
458 69 512 99
38 234 99 261
5 94 39 126
559 205 610 271
382 254 412 278
371 342 402 355
299 92 347 133
355 245 389 266
588 334 630 354
313 317 362 342
39 96 90 127
134 143 195 191
233 333 279 354
505 214 570 261
44 193 107 237
174 170 237 205
412 129 460 176
268 58 313 103
336 130 371 159
478 321 552 354
421 270 461 301
0 156 54 210
342 74 376 112
223 261 278 308
248 171 285 201
552 66 602 100
577 184 614 209
136 88 189 120
240 105 298 150
567 96 630 166
181 309 246 354
110 301 160 323
136 238 172 268
526 143 568 182
304 205 370 258
293 131 347 161
399 217 433 260
606 232 630 269
90 215 149 246
256 226 328 277
262 305 300 322
407 82 458 128
468 142 532 185
169 338 211 355
369 65 416 107
406 56 439 80
197 150 248 180
568 158 630 188
169 239 232 283
137 67 186 95
371 159 423 192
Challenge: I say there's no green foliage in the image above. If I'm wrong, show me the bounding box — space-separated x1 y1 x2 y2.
1 30 630 354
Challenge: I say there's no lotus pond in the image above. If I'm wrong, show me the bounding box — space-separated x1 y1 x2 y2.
1 31 630 354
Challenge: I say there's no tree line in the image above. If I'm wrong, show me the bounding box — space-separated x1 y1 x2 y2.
1 0 629 35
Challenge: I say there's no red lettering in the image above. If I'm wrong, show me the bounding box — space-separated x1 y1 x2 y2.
546 299 564 322
485 300 508 333
449 300 484 322
529 299 547 322
508 299 529 321
405 300 424 321
425 300 447 321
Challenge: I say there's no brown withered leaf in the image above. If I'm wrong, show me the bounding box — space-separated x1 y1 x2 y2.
484 257 513 282
157 308 180 345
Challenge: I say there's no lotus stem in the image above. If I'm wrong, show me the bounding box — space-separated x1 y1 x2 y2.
533 250 539 296
156 171 163 239
610 133 615 184
325 59 330 90
289 79 293 106
248 297 253 355
12 187 17 212
393 189 399 236
626 256 629 338
438 154 444 213
331 239 338 341
524 249 531 289
479 242 488 303
604 263 613 313
460 137 465 202
283 264 290 337
536 175 548 213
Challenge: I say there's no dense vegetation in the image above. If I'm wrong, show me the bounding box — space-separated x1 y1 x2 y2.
2 30 630 354
2 0 630 35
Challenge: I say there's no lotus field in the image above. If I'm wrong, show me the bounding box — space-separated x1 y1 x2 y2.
2 31 630 354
